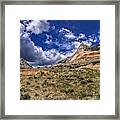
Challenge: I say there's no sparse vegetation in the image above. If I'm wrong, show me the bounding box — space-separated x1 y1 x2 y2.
20 65 100 100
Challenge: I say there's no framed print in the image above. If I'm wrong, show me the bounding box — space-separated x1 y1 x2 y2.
0 0 119 119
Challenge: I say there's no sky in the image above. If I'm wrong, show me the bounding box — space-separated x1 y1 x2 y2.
20 20 100 67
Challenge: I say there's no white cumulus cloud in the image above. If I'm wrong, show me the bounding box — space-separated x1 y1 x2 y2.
45 34 52 44
20 20 73 67
73 41 81 49
59 27 76 39
81 40 92 46
26 20 50 34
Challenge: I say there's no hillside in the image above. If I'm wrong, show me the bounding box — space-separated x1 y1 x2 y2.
20 44 100 100
57 44 100 70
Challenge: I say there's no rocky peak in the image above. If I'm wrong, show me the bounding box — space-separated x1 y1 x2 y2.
57 43 100 70
77 43 90 52
20 58 32 69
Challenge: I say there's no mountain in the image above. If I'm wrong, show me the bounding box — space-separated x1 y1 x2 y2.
20 58 32 69
57 43 100 70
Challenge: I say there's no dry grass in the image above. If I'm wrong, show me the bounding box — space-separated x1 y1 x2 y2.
20 64 100 100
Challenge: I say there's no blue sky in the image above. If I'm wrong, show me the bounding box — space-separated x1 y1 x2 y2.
20 20 100 67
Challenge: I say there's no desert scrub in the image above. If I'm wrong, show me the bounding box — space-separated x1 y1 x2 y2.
20 93 31 100
60 83 74 94
20 64 100 100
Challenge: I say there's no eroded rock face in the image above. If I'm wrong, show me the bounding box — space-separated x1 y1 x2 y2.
58 44 100 70
20 58 32 69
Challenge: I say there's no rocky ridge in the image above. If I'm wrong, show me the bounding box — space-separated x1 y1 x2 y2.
20 58 32 69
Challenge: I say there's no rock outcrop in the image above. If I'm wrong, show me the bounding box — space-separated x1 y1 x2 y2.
20 58 32 69
58 44 100 70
